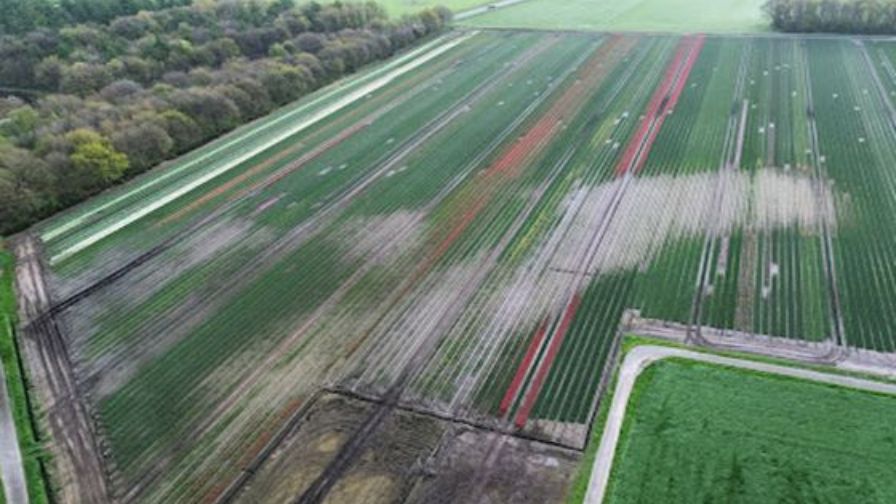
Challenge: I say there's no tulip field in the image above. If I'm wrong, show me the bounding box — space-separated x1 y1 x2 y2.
20 29 896 502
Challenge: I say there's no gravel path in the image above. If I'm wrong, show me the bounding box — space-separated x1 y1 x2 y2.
0 357 28 504
585 344 896 504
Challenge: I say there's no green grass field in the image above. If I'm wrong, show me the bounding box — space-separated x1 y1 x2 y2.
607 359 896 503
462 0 769 33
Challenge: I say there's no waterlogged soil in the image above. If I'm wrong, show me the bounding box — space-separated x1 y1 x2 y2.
235 394 445 503
322 405 444 503
234 393 581 503
407 428 580 503
233 394 372 502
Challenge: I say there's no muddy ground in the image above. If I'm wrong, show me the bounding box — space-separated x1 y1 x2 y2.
232 393 580 504
407 428 579 504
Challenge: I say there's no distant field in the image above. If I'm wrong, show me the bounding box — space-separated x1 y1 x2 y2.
462 0 769 33
607 359 896 503
371 0 489 15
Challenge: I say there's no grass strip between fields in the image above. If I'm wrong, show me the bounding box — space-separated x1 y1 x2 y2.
565 333 896 503
0 242 50 504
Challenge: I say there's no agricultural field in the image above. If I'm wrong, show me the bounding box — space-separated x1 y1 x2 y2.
606 359 896 503
461 0 769 33
10 24 896 504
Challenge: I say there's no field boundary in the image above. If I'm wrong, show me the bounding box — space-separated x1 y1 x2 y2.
11 236 110 504
0 247 49 504
455 26 896 41
584 343 896 504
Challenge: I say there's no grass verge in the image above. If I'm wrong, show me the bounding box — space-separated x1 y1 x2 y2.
0 241 51 504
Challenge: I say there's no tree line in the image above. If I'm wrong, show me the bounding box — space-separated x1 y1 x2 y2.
764 0 896 34
0 1 451 235
0 0 193 36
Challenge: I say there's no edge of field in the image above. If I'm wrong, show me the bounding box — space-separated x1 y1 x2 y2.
565 333 896 504
0 240 51 504
453 26 896 43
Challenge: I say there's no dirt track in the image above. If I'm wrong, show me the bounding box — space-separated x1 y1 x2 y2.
584 344 896 504
12 236 109 504
231 392 578 504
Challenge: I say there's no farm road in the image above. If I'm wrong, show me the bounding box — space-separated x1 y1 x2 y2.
13 237 108 504
584 344 896 504
0 356 28 504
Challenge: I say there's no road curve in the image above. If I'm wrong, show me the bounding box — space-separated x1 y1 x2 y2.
0 355 28 504
584 345 896 504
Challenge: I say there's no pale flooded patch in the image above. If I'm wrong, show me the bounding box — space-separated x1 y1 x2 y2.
338 210 426 265
395 168 839 414
550 168 836 275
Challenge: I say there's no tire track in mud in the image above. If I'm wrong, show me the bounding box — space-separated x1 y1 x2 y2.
13 236 111 504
